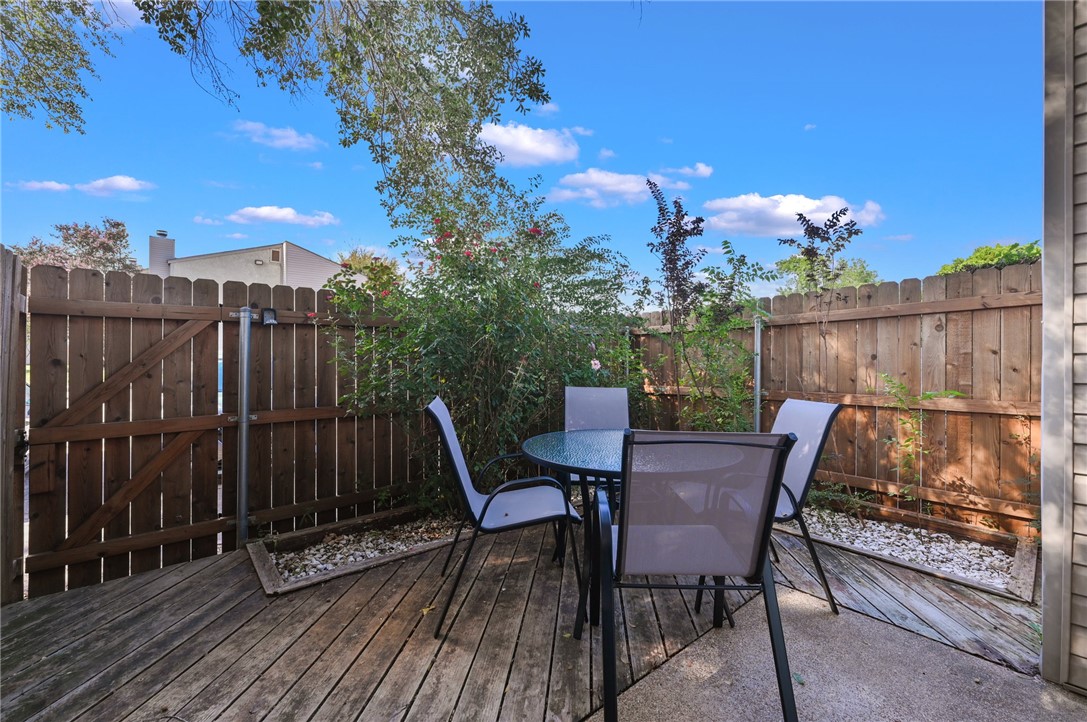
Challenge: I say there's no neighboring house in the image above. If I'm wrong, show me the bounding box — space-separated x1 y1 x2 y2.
1042 0 1086 695
148 232 346 291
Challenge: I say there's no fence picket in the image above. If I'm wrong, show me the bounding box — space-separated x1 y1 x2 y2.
28 266 68 595
272 284 296 534
190 278 219 559
66 268 105 587
103 271 133 580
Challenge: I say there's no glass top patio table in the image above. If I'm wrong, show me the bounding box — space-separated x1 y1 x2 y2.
521 429 625 479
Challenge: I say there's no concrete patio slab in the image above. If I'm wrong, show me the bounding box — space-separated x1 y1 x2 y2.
589 587 1087 721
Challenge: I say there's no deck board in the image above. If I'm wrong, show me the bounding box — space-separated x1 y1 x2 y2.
0 525 1042 722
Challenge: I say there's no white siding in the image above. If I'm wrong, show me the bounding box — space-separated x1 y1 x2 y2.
283 242 342 290
169 248 283 290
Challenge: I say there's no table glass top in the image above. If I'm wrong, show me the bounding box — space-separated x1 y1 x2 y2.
521 429 625 477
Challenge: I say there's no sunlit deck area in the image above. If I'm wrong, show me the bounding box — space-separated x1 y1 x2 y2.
0 529 1045 721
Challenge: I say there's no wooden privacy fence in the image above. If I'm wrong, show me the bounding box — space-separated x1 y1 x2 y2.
638 263 1042 541
8 264 419 602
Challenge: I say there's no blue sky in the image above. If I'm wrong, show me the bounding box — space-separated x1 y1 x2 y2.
1 1 1041 296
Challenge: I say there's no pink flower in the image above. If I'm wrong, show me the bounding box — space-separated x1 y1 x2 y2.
305 312 317 318
528 227 542 236
491 247 498 253
440 231 453 240
533 281 540 288
465 250 473 259
340 262 351 269
433 217 442 225
591 359 602 371
381 289 390 297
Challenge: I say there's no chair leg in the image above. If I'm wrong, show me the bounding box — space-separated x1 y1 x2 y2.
769 534 780 563
441 518 468 576
694 575 705 612
709 576 735 628
601 549 618 722
795 513 839 615
433 525 481 639
761 556 798 722
575 493 596 639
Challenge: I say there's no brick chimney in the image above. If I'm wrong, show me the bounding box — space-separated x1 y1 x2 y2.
148 230 174 277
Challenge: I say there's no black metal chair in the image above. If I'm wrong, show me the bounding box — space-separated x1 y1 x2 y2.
696 398 844 617
767 399 844 614
565 386 629 617
586 429 799 722
424 396 581 640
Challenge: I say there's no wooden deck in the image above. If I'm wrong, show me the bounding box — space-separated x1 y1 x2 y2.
0 527 1040 721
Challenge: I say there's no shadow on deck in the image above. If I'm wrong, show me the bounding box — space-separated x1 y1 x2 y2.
0 526 1040 721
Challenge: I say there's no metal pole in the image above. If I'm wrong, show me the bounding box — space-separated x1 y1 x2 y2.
753 316 763 432
236 306 251 546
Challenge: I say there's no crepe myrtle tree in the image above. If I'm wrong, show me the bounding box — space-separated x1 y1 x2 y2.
325 201 646 513
12 217 140 274
644 178 775 432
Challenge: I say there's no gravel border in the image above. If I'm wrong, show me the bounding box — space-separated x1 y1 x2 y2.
267 508 1015 591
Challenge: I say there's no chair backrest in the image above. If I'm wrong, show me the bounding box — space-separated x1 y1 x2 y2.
565 386 630 431
616 430 795 581
424 396 487 522
769 399 843 519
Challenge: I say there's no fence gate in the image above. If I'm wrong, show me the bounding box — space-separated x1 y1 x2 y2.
9 265 415 602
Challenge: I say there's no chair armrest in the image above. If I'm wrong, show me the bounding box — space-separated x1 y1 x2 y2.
774 484 800 523
597 490 615 580
478 452 526 485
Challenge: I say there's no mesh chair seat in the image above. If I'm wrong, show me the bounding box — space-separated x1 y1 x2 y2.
478 485 580 531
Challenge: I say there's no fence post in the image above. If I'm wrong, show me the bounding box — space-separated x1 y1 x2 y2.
753 315 763 432
236 306 251 546
0 247 27 604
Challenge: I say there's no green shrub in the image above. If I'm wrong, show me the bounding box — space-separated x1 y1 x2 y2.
326 210 645 513
937 240 1040 275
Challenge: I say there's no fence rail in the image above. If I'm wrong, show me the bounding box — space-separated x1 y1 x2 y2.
10 266 419 602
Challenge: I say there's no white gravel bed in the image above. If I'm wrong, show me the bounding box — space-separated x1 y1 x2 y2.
786 508 1015 590
270 507 1015 591
271 517 460 583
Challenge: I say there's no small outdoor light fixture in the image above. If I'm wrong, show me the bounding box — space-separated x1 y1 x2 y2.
261 308 278 326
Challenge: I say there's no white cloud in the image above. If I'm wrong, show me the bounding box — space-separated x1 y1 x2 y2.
205 180 241 189
804 123 817 131
598 148 616 160
885 233 914 242
479 122 579 166
233 120 324 151
703 193 885 236
550 168 697 208
15 180 70 192
852 200 886 226
225 233 249 239
537 102 560 115
570 126 593 137
664 162 713 178
226 205 340 227
193 215 222 226
75 175 156 196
